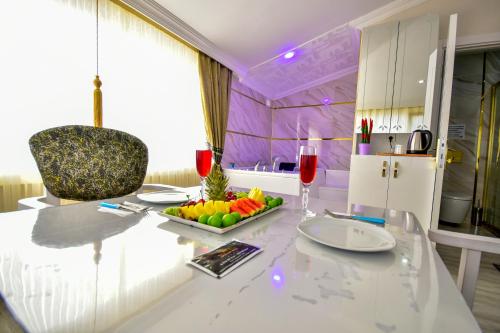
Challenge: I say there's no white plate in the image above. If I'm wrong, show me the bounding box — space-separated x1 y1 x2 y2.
137 192 190 204
297 217 396 252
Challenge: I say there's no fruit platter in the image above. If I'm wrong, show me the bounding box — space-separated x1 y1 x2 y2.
160 187 284 234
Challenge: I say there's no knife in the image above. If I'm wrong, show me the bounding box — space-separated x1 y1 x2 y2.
324 209 385 225
99 202 143 213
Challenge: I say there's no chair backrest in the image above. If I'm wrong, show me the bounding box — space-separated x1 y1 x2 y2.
29 125 148 201
429 229 500 309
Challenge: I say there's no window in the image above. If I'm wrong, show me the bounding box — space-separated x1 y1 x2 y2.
0 0 204 175
0 0 205 210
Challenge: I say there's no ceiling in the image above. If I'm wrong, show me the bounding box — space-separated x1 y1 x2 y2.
152 0 412 99
156 0 392 69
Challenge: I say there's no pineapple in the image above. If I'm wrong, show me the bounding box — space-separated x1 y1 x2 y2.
205 164 228 201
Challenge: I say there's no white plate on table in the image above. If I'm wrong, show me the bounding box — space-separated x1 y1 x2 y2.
297 216 396 252
137 192 190 204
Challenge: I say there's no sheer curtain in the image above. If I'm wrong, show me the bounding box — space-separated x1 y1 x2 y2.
0 0 204 211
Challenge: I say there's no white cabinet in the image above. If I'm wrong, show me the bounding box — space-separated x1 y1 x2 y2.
348 155 390 208
348 155 436 231
355 22 398 134
355 14 439 135
392 15 439 133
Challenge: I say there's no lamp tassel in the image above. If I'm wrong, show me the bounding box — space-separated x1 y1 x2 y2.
93 75 103 127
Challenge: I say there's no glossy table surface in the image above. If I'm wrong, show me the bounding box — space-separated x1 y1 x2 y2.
0 193 480 333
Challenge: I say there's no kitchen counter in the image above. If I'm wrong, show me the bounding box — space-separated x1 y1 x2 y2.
0 194 480 332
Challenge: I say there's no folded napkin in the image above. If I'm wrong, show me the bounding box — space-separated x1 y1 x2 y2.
123 201 150 212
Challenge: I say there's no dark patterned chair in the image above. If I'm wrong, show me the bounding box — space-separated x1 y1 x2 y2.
28 125 148 202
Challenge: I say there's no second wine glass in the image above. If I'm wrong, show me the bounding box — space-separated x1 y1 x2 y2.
299 146 318 217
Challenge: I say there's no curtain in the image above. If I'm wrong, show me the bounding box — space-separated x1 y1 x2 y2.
0 0 204 211
198 52 233 164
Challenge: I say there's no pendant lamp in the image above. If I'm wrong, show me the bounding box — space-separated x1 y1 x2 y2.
93 0 103 127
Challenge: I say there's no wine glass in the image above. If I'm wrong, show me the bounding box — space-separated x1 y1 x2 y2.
299 146 318 217
196 149 212 199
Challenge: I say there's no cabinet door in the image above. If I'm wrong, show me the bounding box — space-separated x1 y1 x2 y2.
386 157 436 231
391 15 439 133
355 21 398 134
348 155 390 210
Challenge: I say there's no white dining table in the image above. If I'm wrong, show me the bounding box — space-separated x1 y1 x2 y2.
0 192 480 333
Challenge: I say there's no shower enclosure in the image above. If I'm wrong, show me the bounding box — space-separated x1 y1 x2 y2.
441 50 500 233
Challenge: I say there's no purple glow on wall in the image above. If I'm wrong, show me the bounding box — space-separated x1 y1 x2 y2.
322 97 331 105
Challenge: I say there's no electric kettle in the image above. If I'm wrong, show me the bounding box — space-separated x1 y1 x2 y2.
407 129 432 154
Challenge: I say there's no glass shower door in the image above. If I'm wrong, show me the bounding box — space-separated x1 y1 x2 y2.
484 83 500 230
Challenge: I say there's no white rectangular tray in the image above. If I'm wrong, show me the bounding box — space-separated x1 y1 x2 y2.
159 206 282 234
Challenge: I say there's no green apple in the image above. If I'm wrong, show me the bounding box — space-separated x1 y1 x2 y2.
198 214 210 224
208 215 222 228
222 214 237 227
230 212 242 222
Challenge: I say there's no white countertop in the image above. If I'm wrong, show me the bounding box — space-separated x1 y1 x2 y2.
0 194 480 333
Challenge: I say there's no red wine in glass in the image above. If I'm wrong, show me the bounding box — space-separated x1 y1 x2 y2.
300 154 318 185
196 150 212 177
299 146 317 217
196 149 212 199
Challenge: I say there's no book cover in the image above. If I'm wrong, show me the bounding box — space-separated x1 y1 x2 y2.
188 240 262 278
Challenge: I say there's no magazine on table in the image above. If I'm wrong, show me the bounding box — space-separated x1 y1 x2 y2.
188 240 262 278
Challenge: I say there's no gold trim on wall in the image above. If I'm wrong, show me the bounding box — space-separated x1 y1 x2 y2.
231 89 267 106
231 87 356 111
272 101 355 110
227 130 268 139
226 130 352 141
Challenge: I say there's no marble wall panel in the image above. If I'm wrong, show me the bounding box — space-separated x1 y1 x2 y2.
227 79 271 138
271 73 357 169
223 73 358 171
272 72 357 108
271 139 352 171
222 132 270 168
272 103 355 139
223 77 272 168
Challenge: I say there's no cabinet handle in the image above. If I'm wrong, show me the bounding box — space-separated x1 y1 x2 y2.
382 161 388 177
393 161 399 178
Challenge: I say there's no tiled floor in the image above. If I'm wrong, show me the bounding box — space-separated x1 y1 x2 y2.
437 222 500 333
